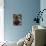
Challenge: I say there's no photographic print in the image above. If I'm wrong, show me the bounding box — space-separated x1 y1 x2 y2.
13 14 22 26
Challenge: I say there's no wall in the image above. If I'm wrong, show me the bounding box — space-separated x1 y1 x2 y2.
0 0 4 42
4 0 40 42
40 0 46 26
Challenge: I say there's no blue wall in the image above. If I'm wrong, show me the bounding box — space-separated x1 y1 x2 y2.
4 0 40 42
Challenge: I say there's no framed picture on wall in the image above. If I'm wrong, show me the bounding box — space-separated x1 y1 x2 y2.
13 14 22 26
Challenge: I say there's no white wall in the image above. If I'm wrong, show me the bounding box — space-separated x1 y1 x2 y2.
40 0 46 26
0 0 4 42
